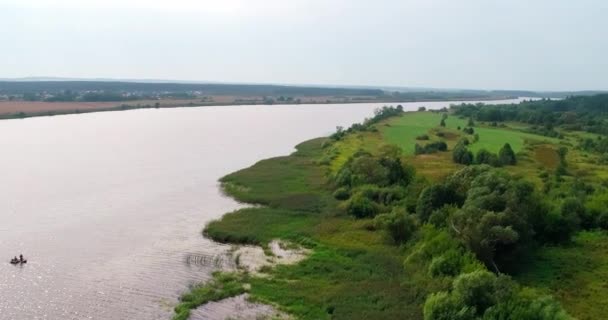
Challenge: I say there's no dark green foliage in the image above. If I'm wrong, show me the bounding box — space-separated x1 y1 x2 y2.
451 94 608 135
475 149 500 167
424 270 572 320
416 185 459 222
450 169 539 272
415 141 448 155
428 205 457 228
350 155 390 186
335 146 414 188
347 193 380 218
358 185 407 206
463 127 475 135
536 198 583 243
333 187 351 200
429 249 465 277
483 294 572 320
498 143 517 165
453 140 474 165
423 291 475 320
440 119 446 127
416 134 430 140
374 208 418 244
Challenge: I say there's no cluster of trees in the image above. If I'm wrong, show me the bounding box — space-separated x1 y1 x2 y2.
333 145 414 219
330 105 404 141
415 141 448 155
453 141 516 167
424 270 570 320
578 136 608 162
327 146 574 318
451 94 608 135
415 166 589 273
452 140 474 165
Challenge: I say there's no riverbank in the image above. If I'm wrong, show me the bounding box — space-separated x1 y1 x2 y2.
0 95 515 120
177 137 421 319
174 100 608 319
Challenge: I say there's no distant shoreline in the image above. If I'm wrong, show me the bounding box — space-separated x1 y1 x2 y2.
0 96 516 120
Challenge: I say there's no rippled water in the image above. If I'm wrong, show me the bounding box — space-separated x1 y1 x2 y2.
0 99 526 319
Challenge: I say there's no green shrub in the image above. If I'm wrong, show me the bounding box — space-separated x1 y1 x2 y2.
347 193 379 218
429 249 463 277
333 187 351 200
373 208 418 244
498 143 517 165
416 134 430 140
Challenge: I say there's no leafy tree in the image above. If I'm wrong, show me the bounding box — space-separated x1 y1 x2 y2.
425 270 571 320
453 141 474 165
428 205 457 228
417 184 458 221
351 155 390 186
424 291 475 320
451 170 536 272
475 149 499 167
498 143 517 165
416 141 448 155
346 193 379 218
483 294 572 320
429 249 464 277
374 208 418 243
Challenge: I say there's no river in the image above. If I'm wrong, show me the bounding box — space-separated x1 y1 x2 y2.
0 99 526 319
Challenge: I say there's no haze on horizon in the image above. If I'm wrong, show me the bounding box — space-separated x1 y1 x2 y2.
1 0 607 92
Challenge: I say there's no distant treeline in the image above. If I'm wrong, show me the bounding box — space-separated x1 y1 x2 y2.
0 81 384 97
451 94 608 135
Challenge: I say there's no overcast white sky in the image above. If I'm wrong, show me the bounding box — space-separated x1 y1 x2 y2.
1 0 607 91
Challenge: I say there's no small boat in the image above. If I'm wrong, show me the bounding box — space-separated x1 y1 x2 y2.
9 259 27 265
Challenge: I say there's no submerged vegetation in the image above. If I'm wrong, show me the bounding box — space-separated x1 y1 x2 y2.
176 94 608 319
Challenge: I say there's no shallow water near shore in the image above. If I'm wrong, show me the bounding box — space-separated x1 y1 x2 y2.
0 99 526 319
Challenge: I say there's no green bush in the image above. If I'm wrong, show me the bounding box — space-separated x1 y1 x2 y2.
374 208 418 244
429 249 463 277
498 143 517 165
347 193 379 218
333 187 351 200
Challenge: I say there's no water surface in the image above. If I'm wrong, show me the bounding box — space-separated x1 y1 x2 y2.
0 99 525 319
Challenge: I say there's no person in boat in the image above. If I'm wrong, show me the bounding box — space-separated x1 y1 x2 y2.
11 256 18 263
19 254 24 263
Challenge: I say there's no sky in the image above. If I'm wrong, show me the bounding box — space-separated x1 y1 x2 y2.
0 0 607 91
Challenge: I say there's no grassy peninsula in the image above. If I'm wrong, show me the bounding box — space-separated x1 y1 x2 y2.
175 94 608 319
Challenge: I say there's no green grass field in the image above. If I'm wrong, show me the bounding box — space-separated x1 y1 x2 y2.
381 111 558 154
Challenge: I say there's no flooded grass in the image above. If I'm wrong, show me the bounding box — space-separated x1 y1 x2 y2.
173 273 247 320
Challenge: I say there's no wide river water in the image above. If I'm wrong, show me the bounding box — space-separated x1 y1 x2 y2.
0 99 526 319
